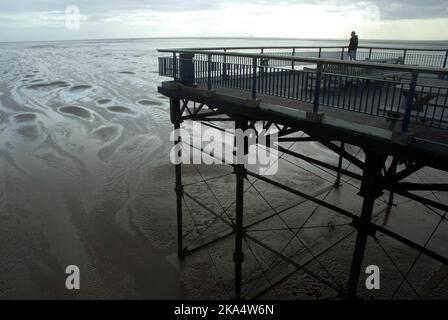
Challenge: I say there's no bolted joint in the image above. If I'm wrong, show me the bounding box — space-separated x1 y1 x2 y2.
357 187 383 199
391 131 413 146
350 217 377 238
174 185 184 194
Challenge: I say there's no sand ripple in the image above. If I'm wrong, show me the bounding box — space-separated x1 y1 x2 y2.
137 99 163 106
59 106 91 119
69 85 93 91
96 99 112 105
26 81 70 90
14 113 37 123
107 106 134 114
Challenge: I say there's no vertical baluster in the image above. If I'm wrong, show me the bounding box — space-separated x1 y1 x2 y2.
252 57 257 100
429 88 440 126
173 52 178 81
401 72 419 133
313 62 323 113
439 92 448 128
207 54 212 90
292 48 296 70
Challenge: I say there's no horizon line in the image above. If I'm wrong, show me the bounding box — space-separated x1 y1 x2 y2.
1 36 448 45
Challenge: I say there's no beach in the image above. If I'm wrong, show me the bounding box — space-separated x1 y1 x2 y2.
1 38 448 299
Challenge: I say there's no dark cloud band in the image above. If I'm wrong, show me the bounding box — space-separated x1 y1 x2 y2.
1 0 447 20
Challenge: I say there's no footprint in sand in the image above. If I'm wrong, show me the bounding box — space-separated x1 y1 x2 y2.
26 81 70 90
14 113 37 123
107 106 135 114
59 106 92 119
96 99 112 105
69 85 93 92
137 99 163 106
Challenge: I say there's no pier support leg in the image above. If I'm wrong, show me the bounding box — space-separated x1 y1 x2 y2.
346 150 385 299
234 117 247 300
387 158 399 207
335 142 345 187
171 98 184 258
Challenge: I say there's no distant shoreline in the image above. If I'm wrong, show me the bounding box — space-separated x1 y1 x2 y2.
1 36 448 46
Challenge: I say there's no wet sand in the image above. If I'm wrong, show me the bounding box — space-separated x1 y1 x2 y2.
0 40 182 299
0 39 447 299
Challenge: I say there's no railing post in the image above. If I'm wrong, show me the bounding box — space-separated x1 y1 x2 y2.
223 49 228 80
318 47 322 58
261 48 264 54
402 49 407 65
292 48 296 70
313 61 323 113
401 71 418 134
179 53 195 85
252 57 257 100
173 52 178 81
163 57 167 75
207 53 212 90
341 47 345 60
443 51 448 68
368 48 373 60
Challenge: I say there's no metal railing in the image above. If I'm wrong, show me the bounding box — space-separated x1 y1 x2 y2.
162 46 448 68
158 47 448 133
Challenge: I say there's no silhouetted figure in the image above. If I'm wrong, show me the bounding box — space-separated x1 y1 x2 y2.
348 31 358 61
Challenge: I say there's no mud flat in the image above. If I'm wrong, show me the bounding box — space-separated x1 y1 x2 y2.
0 38 447 300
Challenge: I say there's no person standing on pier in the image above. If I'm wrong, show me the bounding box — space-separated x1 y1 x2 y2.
348 31 358 60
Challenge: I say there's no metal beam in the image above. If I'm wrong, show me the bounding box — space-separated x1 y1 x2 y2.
245 234 342 293
315 139 365 170
396 183 448 192
384 163 425 186
171 97 184 258
376 225 448 266
276 145 362 181
246 170 357 221
335 142 345 186
346 151 385 299
234 117 247 300
181 110 225 120
183 191 234 228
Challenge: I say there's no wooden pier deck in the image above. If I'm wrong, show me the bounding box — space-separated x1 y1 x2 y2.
197 80 448 146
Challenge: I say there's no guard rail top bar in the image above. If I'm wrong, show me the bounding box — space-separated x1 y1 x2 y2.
157 49 448 75
159 45 448 52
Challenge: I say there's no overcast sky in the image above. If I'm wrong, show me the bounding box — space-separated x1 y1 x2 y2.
0 0 447 42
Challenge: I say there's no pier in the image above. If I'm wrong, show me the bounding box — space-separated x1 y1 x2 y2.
157 45 448 300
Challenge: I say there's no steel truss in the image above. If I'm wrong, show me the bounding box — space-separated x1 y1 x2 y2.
168 95 448 300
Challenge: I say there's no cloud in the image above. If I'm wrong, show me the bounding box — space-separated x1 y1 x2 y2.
1 1 447 19
0 1 447 41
